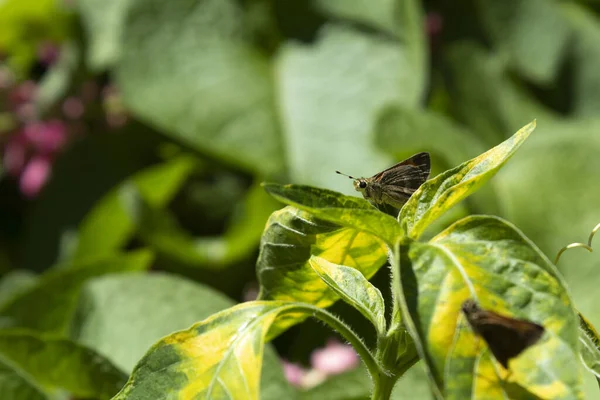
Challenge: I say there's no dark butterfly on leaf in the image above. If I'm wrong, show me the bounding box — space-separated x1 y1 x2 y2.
336 152 431 210
461 299 545 369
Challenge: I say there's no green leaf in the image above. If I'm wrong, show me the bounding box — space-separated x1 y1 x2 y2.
309 256 386 334
0 270 37 308
257 207 387 311
0 329 127 399
578 313 600 381
400 120 535 239
477 0 570 83
77 0 134 69
444 43 555 145
34 42 80 115
375 105 487 169
0 358 46 400
263 183 402 245
0 0 73 75
21 127 164 271
494 120 600 330
397 215 582 399
72 272 295 399
299 363 432 400
112 301 309 400
276 24 423 193
116 0 283 175
562 3 600 117
72 156 196 261
0 250 153 334
139 181 279 268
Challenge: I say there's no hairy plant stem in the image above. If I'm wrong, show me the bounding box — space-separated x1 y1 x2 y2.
304 305 381 381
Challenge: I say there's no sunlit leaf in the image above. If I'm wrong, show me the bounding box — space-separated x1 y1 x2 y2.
73 157 196 261
0 329 127 399
0 250 153 334
112 301 310 400
257 207 387 310
73 273 295 399
578 313 600 381
397 215 582 399
0 0 73 74
263 183 402 245
400 121 535 239
309 256 386 333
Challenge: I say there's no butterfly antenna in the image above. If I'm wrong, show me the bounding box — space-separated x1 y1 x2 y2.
335 170 356 179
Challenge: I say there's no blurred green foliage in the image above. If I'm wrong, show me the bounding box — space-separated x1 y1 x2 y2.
1 0 600 398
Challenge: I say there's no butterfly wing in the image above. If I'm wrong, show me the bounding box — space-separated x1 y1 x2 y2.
373 152 430 208
472 312 545 368
373 152 430 189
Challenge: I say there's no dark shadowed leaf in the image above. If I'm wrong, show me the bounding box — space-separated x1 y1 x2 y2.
72 156 196 261
139 181 279 268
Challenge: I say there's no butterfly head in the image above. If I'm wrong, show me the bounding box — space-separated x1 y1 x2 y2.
353 179 369 193
461 299 482 320
336 171 369 193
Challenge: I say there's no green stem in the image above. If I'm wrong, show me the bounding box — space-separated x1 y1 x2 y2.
305 305 381 380
371 372 399 400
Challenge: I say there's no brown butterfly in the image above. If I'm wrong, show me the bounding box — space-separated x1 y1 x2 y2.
336 152 430 210
461 299 545 369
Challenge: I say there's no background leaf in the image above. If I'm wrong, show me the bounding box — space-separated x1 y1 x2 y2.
116 0 283 175
477 0 571 83
0 250 153 334
73 272 294 399
0 329 127 399
277 23 423 192
72 156 196 261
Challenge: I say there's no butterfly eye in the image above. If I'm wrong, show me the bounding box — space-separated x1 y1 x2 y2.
359 181 367 189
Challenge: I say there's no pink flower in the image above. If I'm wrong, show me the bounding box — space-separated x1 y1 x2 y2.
310 339 360 375
19 155 52 198
281 360 306 388
3 134 27 176
426 12 443 37
23 120 67 154
62 97 85 119
37 42 60 66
